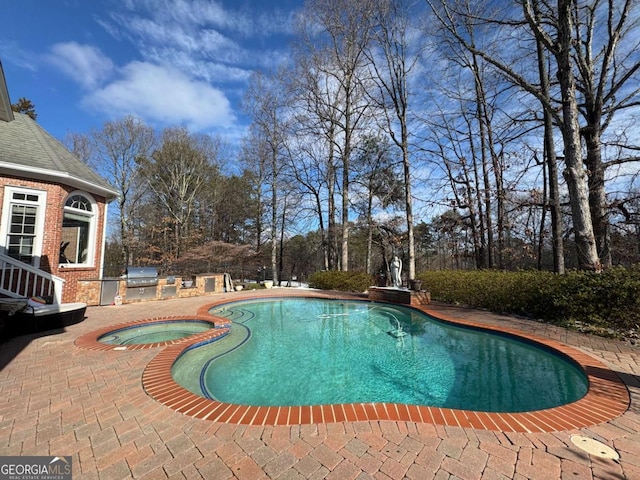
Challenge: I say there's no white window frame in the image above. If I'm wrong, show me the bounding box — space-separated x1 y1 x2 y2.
0 186 47 268
60 191 97 268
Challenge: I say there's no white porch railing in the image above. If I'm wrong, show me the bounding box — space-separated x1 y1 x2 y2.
0 253 64 304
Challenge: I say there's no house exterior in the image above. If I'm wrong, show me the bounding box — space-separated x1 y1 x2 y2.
0 62 117 303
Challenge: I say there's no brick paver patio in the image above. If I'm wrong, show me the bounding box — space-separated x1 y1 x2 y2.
1 289 639 479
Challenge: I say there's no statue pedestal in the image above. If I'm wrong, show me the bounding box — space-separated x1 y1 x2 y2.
368 287 431 306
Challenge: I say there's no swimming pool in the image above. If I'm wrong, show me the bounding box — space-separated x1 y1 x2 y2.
98 319 215 345
171 298 588 413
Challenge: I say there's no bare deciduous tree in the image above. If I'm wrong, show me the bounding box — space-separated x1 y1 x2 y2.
63 131 94 167
299 0 378 271
239 127 269 253
289 47 342 270
243 70 291 284
140 127 221 259
366 0 422 279
570 0 640 267
429 0 601 271
531 1 565 273
91 116 155 268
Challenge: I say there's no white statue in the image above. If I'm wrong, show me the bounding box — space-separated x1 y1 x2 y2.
390 256 402 288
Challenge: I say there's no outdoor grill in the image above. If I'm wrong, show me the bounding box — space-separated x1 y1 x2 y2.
125 267 158 300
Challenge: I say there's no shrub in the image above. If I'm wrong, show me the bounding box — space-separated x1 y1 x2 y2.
417 268 640 335
308 271 374 293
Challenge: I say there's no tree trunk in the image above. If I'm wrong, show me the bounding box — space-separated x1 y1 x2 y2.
271 152 279 284
119 198 129 268
557 0 600 271
534 23 565 273
469 122 487 269
366 189 374 275
583 129 611 268
341 82 352 272
401 123 416 279
472 53 494 268
546 140 565 274
538 155 547 270
327 155 337 270
313 188 329 271
341 160 350 272
490 147 504 269
278 196 287 285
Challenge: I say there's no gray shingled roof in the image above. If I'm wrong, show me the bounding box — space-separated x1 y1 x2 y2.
0 113 117 199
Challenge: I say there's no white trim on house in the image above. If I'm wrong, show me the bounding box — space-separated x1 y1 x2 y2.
0 185 47 269
0 162 117 199
100 202 109 280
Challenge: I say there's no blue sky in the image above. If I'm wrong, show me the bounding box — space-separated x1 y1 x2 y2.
1 0 302 147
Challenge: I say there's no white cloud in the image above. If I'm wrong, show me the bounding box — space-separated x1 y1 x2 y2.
0 41 38 72
107 0 295 71
41 1 300 134
112 12 249 65
47 42 114 89
142 48 251 84
83 61 235 130
120 0 290 38
45 40 238 131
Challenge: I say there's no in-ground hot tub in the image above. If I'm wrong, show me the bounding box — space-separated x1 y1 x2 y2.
97 319 216 346
75 316 229 352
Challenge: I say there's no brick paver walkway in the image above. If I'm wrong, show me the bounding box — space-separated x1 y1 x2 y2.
1 290 639 479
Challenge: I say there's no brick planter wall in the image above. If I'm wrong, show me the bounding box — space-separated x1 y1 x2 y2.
368 287 431 306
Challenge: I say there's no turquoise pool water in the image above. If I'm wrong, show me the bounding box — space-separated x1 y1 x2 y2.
171 298 588 412
98 320 213 345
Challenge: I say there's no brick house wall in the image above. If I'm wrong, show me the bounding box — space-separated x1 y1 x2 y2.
0 174 108 304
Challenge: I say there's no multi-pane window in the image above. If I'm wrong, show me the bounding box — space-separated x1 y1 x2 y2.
7 203 38 263
3 191 43 265
60 194 95 265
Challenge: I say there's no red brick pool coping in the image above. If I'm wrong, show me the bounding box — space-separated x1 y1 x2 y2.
74 294 630 432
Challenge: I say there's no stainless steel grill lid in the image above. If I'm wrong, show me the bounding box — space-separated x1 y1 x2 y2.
125 267 158 287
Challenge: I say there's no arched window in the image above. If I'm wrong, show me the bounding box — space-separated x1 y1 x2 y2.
60 192 96 266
